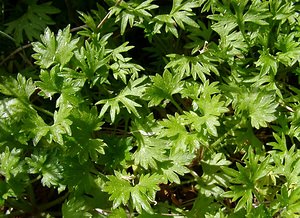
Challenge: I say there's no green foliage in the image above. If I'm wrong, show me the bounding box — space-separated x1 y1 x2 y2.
5 0 60 44
152 0 199 37
144 70 184 107
97 76 146 122
32 26 79 68
110 0 158 35
2 0 300 217
103 171 161 214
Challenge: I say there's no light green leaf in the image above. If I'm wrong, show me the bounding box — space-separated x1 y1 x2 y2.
32 25 79 68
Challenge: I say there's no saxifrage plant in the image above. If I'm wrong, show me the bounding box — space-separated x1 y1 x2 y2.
1 0 300 217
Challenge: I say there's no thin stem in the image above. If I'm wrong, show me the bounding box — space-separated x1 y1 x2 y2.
0 30 16 43
70 24 87 32
210 120 242 152
253 188 263 205
27 181 37 210
170 96 183 114
0 43 32 66
39 192 69 211
97 0 123 29
32 105 54 117
234 4 251 49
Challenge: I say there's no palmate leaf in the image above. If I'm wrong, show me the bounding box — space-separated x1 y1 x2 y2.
152 0 199 37
275 33 300 66
158 151 194 184
255 50 278 76
0 98 29 145
74 37 111 82
103 171 161 214
110 59 144 84
272 146 300 187
222 149 270 212
110 0 158 35
35 66 64 99
0 147 22 180
32 25 79 68
66 106 106 163
132 136 167 170
182 81 227 137
165 53 219 82
5 0 60 44
209 6 247 57
242 0 271 26
208 12 237 38
26 149 64 189
23 105 72 146
0 147 28 200
0 74 35 101
247 92 278 129
109 42 144 83
187 192 221 218
233 87 278 129
271 0 297 23
97 76 147 122
51 106 73 145
275 185 300 217
192 94 228 136
143 70 184 107
35 66 85 107
62 197 93 218
288 104 300 141
158 113 200 153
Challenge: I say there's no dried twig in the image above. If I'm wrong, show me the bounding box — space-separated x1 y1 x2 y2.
0 43 32 66
97 0 123 29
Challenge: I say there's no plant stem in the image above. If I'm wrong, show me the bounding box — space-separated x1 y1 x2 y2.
32 105 54 117
210 120 242 152
234 4 251 49
170 96 183 114
39 192 69 211
0 43 32 66
97 0 123 29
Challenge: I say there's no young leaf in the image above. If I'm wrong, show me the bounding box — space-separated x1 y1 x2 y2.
192 94 228 136
143 70 184 107
32 25 79 68
97 76 146 122
158 113 200 153
234 88 278 129
104 171 161 214
152 0 199 37
26 149 64 189
0 74 35 101
165 53 219 82
222 149 271 212
132 136 167 170
74 38 111 82
158 151 194 184
110 0 158 35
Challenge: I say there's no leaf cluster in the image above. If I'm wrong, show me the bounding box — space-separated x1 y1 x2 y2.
2 0 300 217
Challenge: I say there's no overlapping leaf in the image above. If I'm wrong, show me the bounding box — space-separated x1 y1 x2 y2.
152 0 199 37
97 76 146 122
104 171 161 214
110 0 158 35
144 70 184 107
32 25 79 68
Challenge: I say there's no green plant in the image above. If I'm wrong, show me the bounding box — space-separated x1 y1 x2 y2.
1 0 300 217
